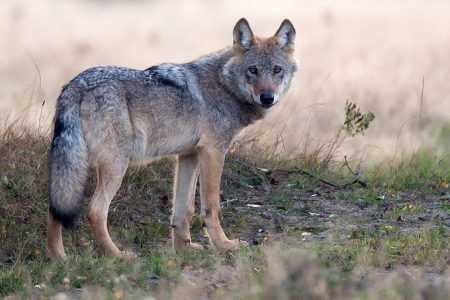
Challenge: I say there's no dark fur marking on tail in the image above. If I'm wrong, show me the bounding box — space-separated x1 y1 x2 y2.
51 114 78 150
49 202 80 229
51 116 65 147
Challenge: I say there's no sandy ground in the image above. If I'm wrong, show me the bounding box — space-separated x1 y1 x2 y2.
0 0 449 162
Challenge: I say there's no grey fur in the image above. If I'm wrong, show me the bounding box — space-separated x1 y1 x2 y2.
47 18 297 257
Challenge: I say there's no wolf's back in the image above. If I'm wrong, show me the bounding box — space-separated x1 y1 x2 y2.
49 84 88 227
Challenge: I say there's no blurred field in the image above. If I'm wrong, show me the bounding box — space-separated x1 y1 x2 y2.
0 0 449 161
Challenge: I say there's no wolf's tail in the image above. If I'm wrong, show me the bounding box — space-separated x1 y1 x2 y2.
49 84 88 228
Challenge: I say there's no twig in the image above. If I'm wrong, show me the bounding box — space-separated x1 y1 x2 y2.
341 178 367 188
274 167 338 188
233 159 367 189
279 167 367 188
343 155 359 176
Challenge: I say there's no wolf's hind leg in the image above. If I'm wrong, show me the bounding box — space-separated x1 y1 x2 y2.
171 153 203 250
87 163 134 259
46 209 66 259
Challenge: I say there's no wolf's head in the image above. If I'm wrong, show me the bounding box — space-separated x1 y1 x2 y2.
222 18 298 109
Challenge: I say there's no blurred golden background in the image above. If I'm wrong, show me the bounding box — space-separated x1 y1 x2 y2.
1 0 449 162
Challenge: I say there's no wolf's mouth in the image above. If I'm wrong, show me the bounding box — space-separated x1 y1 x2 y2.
259 102 276 109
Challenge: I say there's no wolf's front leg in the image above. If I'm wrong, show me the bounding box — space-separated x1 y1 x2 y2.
198 147 243 249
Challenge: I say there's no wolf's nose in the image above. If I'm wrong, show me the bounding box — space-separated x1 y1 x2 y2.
260 91 275 105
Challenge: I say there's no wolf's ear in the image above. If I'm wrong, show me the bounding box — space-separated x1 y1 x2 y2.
233 18 254 51
274 19 296 53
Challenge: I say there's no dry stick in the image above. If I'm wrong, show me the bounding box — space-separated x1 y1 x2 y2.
234 158 338 187
343 155 358 176
342 156 367 187
279 167 367 188
234 158 367 189
275 167 338 188
419 76 425 119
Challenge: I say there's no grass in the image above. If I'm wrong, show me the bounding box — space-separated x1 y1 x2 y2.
321 226 449 273
0 121 449 299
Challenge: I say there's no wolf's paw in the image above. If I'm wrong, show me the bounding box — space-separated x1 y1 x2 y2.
48 250 67 261
187 242 204 250
237 239 249 246
174 240 205 251
118 250 137 260
46 244 67 260
215 238 248 249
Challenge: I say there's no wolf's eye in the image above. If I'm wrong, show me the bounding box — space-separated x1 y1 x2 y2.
248 66 258 75
273 66 283 74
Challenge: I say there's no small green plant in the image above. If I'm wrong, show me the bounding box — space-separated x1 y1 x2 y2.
321 101 375 170
0 269 24 296
343 100 375 137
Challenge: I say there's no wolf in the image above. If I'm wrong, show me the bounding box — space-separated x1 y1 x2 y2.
46 18 297 259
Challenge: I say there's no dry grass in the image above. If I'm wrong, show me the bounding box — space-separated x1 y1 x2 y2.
1 1 449 299
1 0 449 162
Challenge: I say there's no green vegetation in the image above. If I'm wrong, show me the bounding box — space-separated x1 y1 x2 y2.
0 111 449 299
